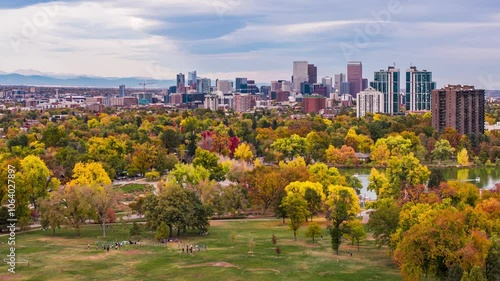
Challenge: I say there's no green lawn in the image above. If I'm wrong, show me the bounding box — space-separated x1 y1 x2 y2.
0 218 401 280
119 184 151 193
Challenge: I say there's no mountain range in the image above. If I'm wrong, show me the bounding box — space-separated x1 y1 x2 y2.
0 71 175 88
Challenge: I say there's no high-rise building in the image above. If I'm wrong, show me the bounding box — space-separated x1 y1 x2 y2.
340 81 351 95
234 94 255 112
370 66 401 115
303 94 326 113
406 66 436 111
247 80 259 94
196 78 211 94
322 76 333 95
356 87 385 118
280 81 292 92
362 79 368 91
313 84 327 97
270 81 280 92
293 61 308 91
216 80 232 94
119 85 126 97
347 61 363 98
334 73 346 91
176 73 186 94
235 78 248 93
431 85 485 135
300 82 311 95
308 64 317 84
188 71 197 88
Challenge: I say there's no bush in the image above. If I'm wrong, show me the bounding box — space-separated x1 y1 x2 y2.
145 170 160 180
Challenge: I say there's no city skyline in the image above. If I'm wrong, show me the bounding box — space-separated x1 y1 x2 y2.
0 0 499 88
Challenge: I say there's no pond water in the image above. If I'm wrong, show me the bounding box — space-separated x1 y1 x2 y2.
339 167 500 200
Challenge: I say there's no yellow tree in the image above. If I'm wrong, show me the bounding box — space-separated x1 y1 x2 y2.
285 181 325 220
326 185 361 255
17 155 60 221
234 143 254 162
69 162 112 187
457 148 470 166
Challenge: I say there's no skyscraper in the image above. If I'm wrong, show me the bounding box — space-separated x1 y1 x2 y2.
334 73 346 91
119 85 126 97
293 61 308 91
308 64 317 84
356 87 385 118
431 85 485 135
188 71 197 88
406 66 436 111
235 77 248 93
196 78 211 94
216 80 232 94
370 66 401 115
322 76 333 95
176 73 185 94
347 61 363 97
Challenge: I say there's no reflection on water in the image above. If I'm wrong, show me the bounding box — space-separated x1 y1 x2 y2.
340 167 500 201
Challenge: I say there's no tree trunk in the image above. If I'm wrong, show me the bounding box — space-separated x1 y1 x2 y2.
294 230 297 241
102 220 106 237
282 217 285 224
357 240 360 251
177 227 181 236
312 235 315 244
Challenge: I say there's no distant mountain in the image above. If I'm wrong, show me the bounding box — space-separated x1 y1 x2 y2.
486 90 500 98
0 73 175 88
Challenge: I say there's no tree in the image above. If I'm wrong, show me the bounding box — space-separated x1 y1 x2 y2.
367 198 401 248
69 162 112 188
280 192 309 240
56 185 94 236
461 266 486 281
193 148 226 181
230 231 237 247
86 136 126 178
271 134 308 160
367 168 389 198
284 181 325 221
168 163 210 186
458 148 470 166
129 197 145 217
155 221 170 241
130 221 142 236
92 185 116 237
432 139 456 165
305 222 323 243
234 143 254 162
245 166 283 215
326 185 361 255
325 145 358 166
17 155 60 222
130 143 158 175
385 153 430 200
345 220 366 251
39 196 64 235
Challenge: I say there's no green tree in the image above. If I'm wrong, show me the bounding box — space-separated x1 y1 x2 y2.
130 221 142 237
56 185 94 236
271 134 308 160
193 148 226 181
280 192 309 240
305 222 323 243
345 220 366 251
461 266 486 281
367 198 401 248
155 221 170 241
326 185 361 255
39 196 64 235
432 139 456 165
385 153 430 199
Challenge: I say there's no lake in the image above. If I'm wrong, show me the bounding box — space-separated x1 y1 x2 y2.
339 167 500 200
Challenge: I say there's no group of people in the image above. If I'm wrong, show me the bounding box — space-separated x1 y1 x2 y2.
91 241 126 252
177 241 208 255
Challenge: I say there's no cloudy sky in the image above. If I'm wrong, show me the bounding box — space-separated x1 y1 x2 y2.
0 0 499 88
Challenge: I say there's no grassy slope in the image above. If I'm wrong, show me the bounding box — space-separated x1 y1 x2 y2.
0 218 400 281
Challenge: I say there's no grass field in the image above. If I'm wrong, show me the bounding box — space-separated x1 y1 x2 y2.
0 218 401 281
